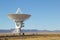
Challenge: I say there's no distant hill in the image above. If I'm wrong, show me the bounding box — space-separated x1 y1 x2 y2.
0 29 60 33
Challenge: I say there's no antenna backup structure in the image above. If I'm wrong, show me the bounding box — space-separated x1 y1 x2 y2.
8 8 31 35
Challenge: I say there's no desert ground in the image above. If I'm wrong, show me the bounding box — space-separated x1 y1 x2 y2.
0 33 60 40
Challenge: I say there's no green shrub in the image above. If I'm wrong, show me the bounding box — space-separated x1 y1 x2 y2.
4 38 8 40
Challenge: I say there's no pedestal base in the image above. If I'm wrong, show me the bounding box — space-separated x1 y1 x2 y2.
12 28 21 35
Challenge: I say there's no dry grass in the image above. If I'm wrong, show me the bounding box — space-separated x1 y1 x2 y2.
0 34 60 40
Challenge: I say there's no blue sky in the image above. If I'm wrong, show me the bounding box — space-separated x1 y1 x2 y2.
0 0 60 30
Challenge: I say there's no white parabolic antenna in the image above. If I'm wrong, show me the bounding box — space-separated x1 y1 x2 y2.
8 8 31 35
